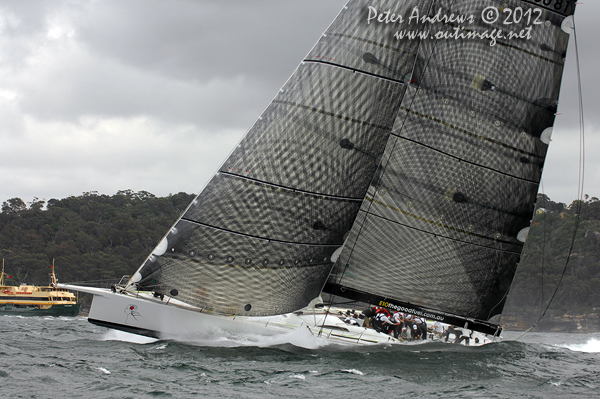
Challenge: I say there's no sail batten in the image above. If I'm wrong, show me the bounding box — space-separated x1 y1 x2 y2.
396 106 547 158
271 97 396 130
218 172 365 202
390 134 543 183
358 205 525 254
303 60 410 86
180 218 347 248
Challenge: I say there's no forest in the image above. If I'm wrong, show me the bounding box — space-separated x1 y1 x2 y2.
1 190 599 320
502 194 600 319
0 190 195 288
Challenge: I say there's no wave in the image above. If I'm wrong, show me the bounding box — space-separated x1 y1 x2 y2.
101 329 159 344
558 338 600 353
163 326 335 349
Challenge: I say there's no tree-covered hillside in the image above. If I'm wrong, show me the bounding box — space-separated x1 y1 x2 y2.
503 194 600 318
1 191 599 319
0 190 194 286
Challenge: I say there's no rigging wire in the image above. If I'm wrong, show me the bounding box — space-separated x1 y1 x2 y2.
514 19 585 341
540 181 547 319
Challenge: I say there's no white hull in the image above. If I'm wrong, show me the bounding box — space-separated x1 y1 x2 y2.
60 284 403 345
60 284 493 346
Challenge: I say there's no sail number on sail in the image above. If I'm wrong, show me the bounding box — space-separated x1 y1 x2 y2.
527 0 577 15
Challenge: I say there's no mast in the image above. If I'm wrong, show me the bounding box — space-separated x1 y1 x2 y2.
1 259 4 286
50 259 58 289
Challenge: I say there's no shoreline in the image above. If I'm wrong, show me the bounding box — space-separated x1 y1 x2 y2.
502 313 600 333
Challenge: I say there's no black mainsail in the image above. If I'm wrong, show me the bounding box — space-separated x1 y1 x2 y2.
129 0 576 335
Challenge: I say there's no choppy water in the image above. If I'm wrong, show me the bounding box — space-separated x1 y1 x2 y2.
1 316 599 398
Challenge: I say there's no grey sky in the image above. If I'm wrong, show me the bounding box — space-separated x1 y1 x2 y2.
0 1 598 206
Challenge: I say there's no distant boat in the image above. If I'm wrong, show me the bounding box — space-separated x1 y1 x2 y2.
62 0 577 344
1 260 80 317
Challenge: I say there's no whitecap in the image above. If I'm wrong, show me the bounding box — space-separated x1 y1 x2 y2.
341 369 364 375
291 374 306 380
559 338 600 353
162 325 331 350
97 367 111 375
101 330 158 344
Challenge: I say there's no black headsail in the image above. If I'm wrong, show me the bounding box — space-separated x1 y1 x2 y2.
128 0 421 316
325 0 576 335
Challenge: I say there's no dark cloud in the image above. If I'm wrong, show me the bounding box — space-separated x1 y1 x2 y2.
0 0 597 205
4 0 347 128
75 1 340 82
